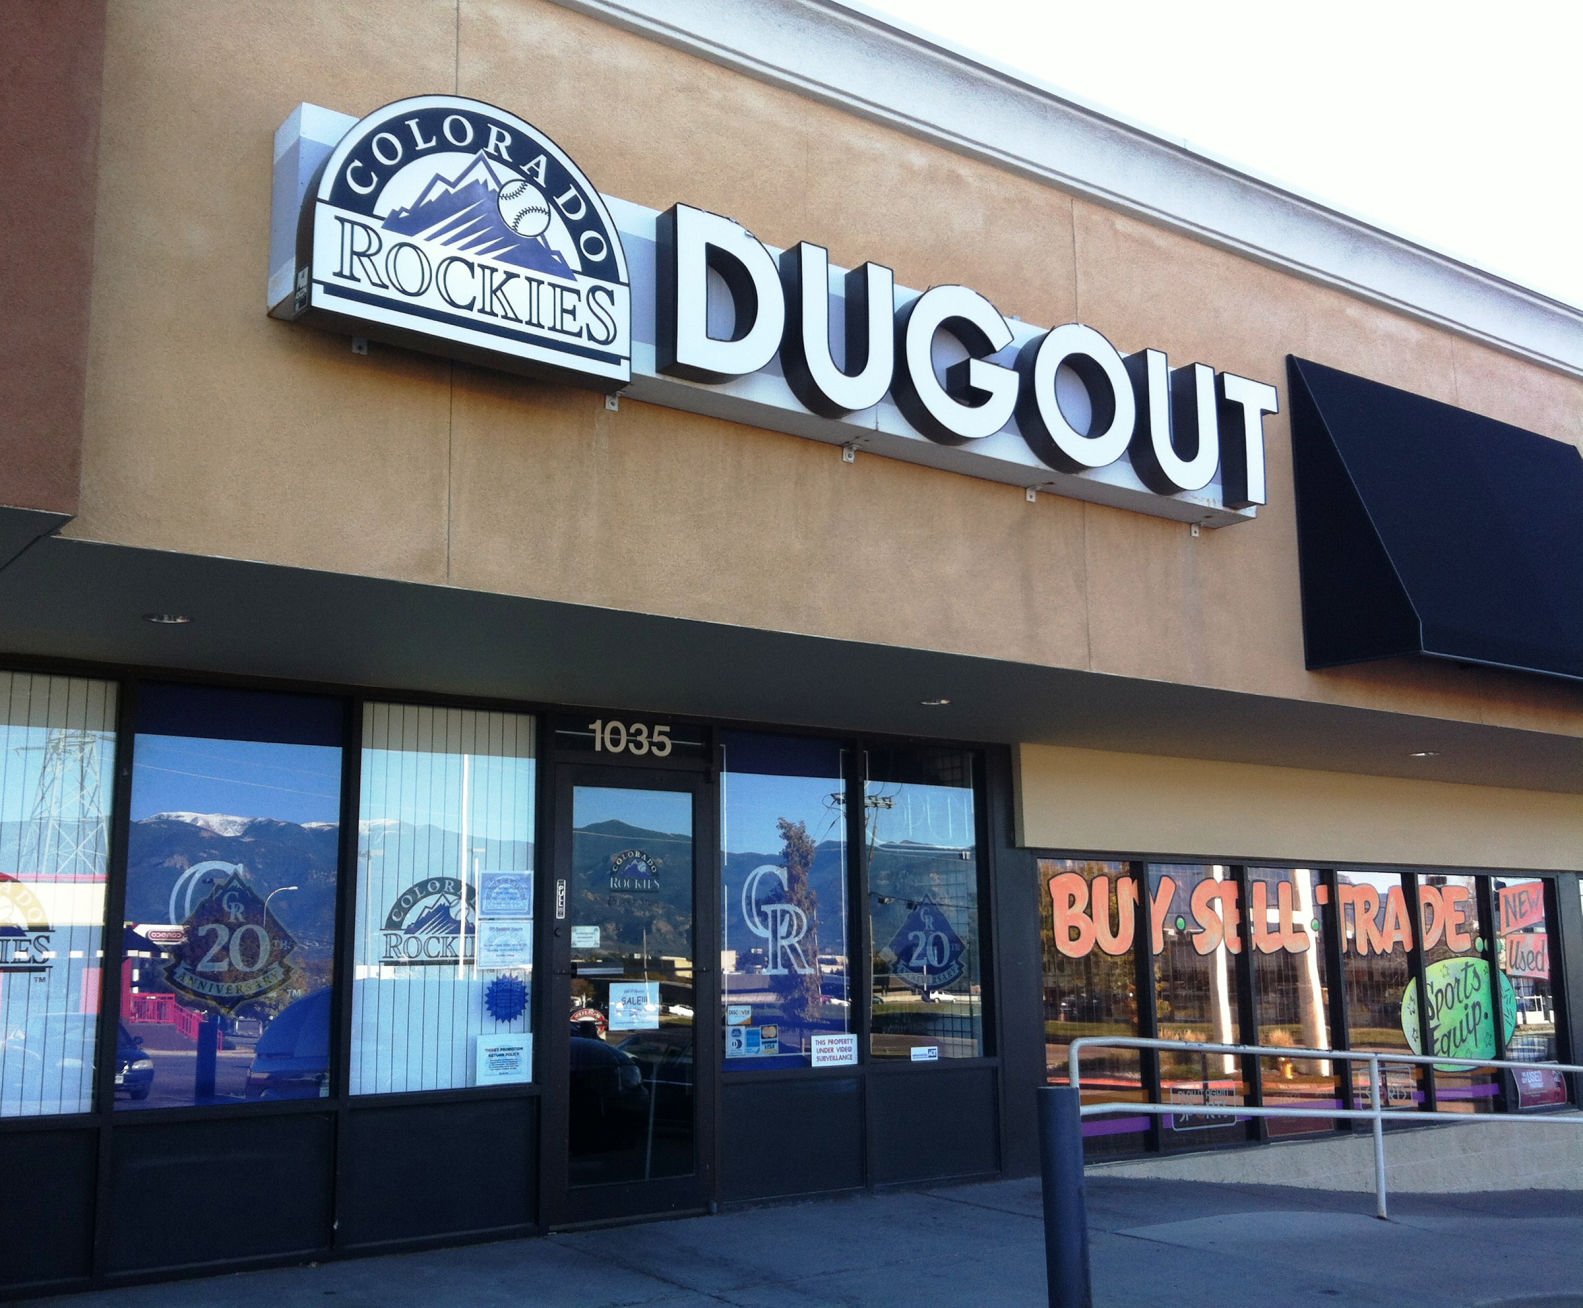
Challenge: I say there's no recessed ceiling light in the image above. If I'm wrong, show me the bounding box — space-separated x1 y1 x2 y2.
920 697 951 707
1408 750 1440 758
142 613 192 625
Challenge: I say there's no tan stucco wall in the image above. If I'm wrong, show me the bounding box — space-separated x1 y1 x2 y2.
1017 743 1583 870
69 1 1583 742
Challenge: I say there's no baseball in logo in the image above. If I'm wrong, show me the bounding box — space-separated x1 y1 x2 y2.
497 178 551 237
291 95 631 388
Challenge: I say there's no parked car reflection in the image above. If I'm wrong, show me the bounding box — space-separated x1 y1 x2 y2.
0 1015 154 1106
568 1033 647 1150
244 989 331 1099
116 1023 155 1100
616 1026 694 1130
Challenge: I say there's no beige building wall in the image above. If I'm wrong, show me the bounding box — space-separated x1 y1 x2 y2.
1017 743 1583 871
69 1 1583 745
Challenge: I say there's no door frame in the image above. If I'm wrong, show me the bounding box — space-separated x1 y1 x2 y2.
539 759 719 1227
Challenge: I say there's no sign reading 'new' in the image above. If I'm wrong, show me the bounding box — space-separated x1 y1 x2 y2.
275 96 1279 526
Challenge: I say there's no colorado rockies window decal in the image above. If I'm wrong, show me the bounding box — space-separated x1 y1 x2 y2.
289 95 630 389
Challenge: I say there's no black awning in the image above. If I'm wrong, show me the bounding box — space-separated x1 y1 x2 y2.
1287 356 1583 682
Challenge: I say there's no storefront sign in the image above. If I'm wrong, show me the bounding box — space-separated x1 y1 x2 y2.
1352 1066 1417 1109
1499 882 1547 935
608 980 660 1031
1512 1065 1568 1109
810 1032 859 1066
609 849 661 894
1504 931 1549 979
273 99 1280 527
884 896 966 992
1401 957 1517 1069
483 972 529 1022
166 873 296 1012
1048 870 1480 960
741 863 814 975
283 96 630 388
658 204 1277 515
476 921 532 969
726 1023 782 1058
475 1032 532 1085
0 875 53 974
479 871 533 917
1167 1081 1241 1130
381 876 474 966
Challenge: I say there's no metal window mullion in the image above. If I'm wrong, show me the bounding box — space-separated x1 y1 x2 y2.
1131 862 1163 1153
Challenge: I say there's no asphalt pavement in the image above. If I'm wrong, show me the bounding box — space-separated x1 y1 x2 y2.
18 1172 1583 1306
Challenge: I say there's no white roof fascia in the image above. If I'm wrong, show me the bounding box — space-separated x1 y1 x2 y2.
547 0 1583 379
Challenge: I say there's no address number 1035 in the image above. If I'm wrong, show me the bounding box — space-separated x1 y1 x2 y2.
587 719 673 757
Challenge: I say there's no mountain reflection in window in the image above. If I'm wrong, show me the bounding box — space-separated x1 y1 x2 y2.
351 704 536 1095
720 733 851 1068
118 685 343 1110
867 746 984 1060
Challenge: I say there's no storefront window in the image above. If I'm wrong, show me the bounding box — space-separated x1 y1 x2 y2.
1416 874 1502 1112
0 673 117 1118
720 732 849 1068
118 684 342 1109
1495 876 1569 1109
1041 858 1145 1152
351 704 535 1094
1337 870 1423 1109
1149 864 1247 1141
868 747 983 1059
1248 867 1336 1135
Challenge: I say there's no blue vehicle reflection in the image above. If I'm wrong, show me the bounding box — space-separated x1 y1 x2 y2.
116 1023 155 1100
244 989 331 1099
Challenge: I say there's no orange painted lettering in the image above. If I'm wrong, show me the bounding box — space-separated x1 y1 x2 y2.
1049 872 1095 958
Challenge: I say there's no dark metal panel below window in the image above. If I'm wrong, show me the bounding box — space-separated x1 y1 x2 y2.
104 1114 335 1274
869 1065 998 1184
719 1076 863 1201
338 1098 537 1248
0 1125 97 1294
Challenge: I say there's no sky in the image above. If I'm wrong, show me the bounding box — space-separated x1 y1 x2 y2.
852 0 1582 310
130 737 343 825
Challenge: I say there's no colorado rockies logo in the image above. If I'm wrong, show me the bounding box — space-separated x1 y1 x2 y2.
741 864 813 976
0 875 53 974
381 877 476 965
609 849 661 894
292 95 630 388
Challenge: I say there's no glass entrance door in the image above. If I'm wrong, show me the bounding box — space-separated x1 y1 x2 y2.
547 770 712 1223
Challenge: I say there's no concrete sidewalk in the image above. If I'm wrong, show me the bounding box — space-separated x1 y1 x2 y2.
19 1172 1583 1307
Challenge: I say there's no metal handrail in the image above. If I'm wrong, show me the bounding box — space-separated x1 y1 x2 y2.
1067 1035 1583 1219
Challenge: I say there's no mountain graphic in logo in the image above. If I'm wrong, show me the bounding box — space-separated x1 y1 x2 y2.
405 896 463 936
382 151 573 279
